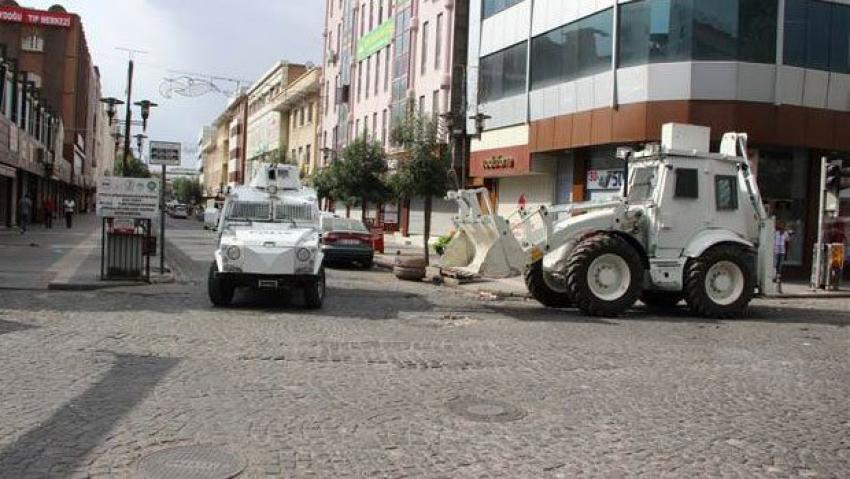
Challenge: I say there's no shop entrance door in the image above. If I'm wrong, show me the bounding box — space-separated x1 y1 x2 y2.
756 149 809 267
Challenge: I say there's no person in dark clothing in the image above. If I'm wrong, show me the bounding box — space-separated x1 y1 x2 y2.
19 196 32 234
42 196 54 229
63 198 76 228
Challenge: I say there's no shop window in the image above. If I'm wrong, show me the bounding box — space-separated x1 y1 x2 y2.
674 168 699 199
715 175 738 210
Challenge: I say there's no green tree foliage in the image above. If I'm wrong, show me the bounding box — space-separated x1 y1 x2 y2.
389 114 451 263
116 153 151 178
314 137 390 219
172 177 204 205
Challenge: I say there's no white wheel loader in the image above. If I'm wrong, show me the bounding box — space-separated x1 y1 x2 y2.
443 123 777 318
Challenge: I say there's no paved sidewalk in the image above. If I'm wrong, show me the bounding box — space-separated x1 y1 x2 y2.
0 213 171 290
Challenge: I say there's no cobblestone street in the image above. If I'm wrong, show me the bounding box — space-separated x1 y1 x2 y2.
0 220 848 478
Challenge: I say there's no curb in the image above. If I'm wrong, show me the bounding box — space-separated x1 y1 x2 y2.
764 293 850 300
47 273 175 291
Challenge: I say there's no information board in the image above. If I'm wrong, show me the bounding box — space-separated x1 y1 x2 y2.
149 141 181 166
97 177 161 219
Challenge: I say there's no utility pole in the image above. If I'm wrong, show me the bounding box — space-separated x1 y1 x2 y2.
116 47 147 176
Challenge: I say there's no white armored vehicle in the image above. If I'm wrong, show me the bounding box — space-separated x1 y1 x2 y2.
444 124 776 318
208 164 325 308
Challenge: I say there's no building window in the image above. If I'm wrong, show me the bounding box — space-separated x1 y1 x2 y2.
479 42 528 103
375 50 381 96
435 13 443 70
382 109 388 144
21 34 44 52
365 57 371 99
378 0 383 23
305 145 311 165
482 0 524 19
307 103 313 123
419 95 426 117
357 61 363 101
715 175 738 210
372 113 377 140
786 0 850 73
674 168 699 199
432 89 440 116
619 0 777 68
530 8 612 90
421 21 429 75
384 46 391 91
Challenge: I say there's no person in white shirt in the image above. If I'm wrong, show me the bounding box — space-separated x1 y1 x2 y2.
63 198 76 228
774 221 791 281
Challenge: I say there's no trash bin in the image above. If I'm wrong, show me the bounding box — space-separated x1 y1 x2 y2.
102 218 151 281
370 227 385 254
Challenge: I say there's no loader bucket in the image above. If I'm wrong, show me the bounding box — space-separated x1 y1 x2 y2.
441 189 527 278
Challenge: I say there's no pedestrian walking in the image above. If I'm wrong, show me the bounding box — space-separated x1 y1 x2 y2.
19 195 33 234
63 197 76 228
774 221 791 283
42 196 54 229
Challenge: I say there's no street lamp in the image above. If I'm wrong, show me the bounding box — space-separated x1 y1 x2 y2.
134 133 147 160
134 100 157 132
99 97 124 125
469 112 491 137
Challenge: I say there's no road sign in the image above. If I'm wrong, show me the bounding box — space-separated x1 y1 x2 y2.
149 141 181 166
97 177 161 219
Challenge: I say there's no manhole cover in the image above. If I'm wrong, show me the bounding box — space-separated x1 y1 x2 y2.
447 396 527 423
138 445 245 479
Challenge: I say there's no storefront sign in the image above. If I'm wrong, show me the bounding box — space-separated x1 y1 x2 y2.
586 168 624 191
0 5 72 28
97 177 161 219
483 155 515 170
356 19 394 61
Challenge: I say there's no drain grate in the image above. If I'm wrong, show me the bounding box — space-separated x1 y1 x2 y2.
138 445 245 479
447 396 527 423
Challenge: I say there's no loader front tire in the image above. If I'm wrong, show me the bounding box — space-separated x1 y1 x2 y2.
208 262 234 307
684 245 754 319
525 261 572 308
566 235 643 317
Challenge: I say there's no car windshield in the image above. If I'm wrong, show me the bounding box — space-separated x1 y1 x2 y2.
628 166 657 203
225 200 315 223
323 218 368 232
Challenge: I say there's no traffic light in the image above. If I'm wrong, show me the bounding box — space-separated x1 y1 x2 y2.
824 161 850 213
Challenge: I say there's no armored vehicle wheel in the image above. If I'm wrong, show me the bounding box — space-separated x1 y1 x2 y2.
525 261 572 308
304 266 326 309
208 262 234 307
685 245 754 318
566 235 643 317
640 291 684 309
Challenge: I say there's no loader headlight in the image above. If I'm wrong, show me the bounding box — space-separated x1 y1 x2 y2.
225 245 241 261
296 247 312 262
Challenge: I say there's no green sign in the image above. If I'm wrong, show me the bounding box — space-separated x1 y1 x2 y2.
356 19 394 61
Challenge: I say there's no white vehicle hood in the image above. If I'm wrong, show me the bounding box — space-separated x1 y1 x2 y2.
227 223 317 246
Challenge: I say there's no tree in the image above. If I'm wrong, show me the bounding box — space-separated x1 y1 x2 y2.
332 136 391 220
390 114 451 263
116 153 150 178
172 177 204 205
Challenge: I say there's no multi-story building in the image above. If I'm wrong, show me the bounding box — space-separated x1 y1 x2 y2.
0 1 106 215
320 0 470 235
465 0 850 277
245 61 321 182
282 67 322 177
0 1 106 223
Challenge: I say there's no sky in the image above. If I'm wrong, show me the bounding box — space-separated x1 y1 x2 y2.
24 0 325 169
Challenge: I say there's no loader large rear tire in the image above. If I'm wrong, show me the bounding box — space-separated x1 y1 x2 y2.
525 261 572 308
566 235 643 317
684 245 754 319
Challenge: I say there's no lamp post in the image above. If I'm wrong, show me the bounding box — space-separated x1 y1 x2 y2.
100 97 124 125
134 133 147 161
134 100 157 132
